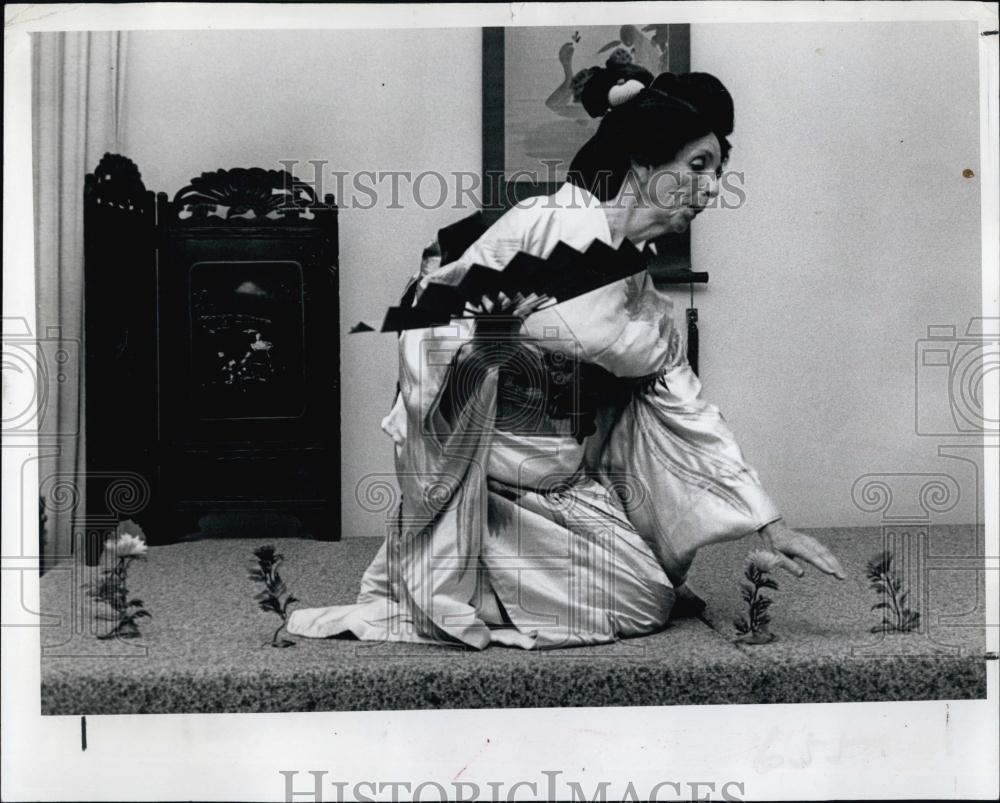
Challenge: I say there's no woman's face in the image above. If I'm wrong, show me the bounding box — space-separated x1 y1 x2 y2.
637 132 723 234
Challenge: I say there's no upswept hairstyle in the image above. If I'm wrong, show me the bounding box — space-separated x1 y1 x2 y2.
568 70 735 201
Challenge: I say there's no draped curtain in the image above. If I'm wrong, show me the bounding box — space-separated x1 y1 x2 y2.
32 31 127 561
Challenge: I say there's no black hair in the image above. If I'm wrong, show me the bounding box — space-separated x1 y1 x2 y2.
567 71 734 201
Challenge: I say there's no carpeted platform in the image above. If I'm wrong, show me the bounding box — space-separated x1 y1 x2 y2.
39 526 988 714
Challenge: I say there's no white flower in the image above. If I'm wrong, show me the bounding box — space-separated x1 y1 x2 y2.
744 548 780 574
107 532 148 558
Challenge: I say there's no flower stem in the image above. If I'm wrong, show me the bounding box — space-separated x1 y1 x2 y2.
116 558 128 611
880 569 903 630
271 617 286 646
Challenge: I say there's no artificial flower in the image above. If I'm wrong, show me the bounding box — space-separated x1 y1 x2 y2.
107 532 148 557
744 548 780 575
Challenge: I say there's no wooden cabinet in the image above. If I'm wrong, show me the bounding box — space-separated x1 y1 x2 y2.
84 155 339 561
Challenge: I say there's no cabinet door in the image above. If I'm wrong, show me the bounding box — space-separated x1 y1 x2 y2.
158 232 338 447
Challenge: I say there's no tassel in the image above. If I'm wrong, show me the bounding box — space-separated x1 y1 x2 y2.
686 288 699 376
687 308 699 376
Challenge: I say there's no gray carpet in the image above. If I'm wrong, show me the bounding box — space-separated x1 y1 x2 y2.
39 526 988 714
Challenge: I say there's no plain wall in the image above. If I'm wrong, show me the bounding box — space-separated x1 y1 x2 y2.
122 29 482 539
120 22 984 535
689 21 983 527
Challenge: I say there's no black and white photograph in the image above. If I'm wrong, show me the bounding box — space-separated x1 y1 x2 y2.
3 2 998 801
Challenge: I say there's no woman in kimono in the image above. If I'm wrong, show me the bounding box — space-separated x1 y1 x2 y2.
288 69 845 649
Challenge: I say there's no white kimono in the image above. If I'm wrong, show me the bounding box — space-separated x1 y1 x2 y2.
288 182 781 649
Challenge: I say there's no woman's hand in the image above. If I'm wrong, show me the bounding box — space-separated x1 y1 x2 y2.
455 291 556 377
469 290 552 340
758 519 846 580
469 290 551 319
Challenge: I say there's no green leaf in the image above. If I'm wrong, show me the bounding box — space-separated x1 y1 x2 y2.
759 578 779 591
734 618 750 634
740 587 754 603
871 601 891 611
131 609 152 619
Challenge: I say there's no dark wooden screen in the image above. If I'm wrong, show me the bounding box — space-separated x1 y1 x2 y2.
84 156 340 560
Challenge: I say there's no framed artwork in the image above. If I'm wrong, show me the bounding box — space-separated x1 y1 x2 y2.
482 24 697 279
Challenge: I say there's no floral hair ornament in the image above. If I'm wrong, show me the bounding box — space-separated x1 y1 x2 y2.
579 61 654 117
608 78 646 109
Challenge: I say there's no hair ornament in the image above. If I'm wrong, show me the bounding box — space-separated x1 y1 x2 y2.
608 78 646 109
579 62 654 117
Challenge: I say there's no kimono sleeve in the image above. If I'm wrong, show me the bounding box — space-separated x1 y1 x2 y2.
599 357 782 584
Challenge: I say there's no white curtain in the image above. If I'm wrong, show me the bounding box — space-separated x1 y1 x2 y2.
32 31 127 562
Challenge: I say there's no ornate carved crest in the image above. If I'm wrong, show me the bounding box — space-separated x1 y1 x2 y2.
84 153 153 217
170 167 335 223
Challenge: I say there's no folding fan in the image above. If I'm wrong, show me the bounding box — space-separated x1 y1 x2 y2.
376 237 647 332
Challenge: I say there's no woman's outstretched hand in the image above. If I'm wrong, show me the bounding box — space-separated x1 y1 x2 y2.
758 519 846 580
